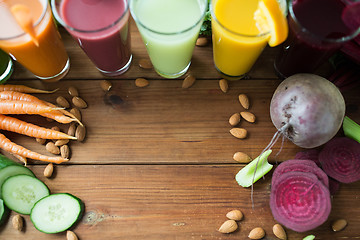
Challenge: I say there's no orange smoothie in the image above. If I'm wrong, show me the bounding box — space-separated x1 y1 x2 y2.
211 0 270 79
0 0 69 81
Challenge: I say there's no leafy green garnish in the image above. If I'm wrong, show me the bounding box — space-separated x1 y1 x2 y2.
200 0 212 36
235 150 273 187
343 116 360 143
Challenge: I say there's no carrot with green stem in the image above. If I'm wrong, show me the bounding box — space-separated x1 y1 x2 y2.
0 100 63 115
0 84 58 94
0 91 82 125
0 133 68 164
0 114 77 140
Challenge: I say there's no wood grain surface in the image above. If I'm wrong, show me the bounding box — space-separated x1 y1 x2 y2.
1 18 360 240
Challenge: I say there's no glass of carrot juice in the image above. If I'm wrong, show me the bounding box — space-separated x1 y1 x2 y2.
0 0 69 82
211 0 273 80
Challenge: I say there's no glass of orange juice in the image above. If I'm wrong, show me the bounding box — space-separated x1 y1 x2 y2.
211 0 285 80
0 0 69 82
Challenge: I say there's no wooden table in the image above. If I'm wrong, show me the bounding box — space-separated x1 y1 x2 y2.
1 19 360 240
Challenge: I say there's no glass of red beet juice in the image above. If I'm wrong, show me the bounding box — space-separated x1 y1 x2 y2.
274 0 360 79
51 0 132 76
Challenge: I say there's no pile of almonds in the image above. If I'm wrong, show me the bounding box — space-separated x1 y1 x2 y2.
36 86 88 178
218 209 287 239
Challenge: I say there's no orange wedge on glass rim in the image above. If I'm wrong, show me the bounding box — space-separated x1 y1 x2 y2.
254 0 288 47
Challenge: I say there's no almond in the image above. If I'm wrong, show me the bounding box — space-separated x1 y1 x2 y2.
68 122 76 137
240 111 256 123
248 227 265 239
100 80 112 91
135 78 149 87
60 145 70 159
46 142 60 155
196 37 208 47
238 94 250 109
230 128 247 139
182 74 196 88
226 210 243 221
36 137 46 145
44 163 54 178
218 219 238 233
229 113 241 126
56 96 70 108
66 230 79 240
70 108 82 122
72 96 88 108
75 125 86 142
331 219 347 232
219 79 228 93
233 152 252 163
68 86 79 97
55 139 69 147
273 224 287 240
139 59 153 69
12 214 23 231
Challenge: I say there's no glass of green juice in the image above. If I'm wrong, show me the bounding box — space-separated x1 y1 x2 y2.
130 0 208 79
0 49 13 84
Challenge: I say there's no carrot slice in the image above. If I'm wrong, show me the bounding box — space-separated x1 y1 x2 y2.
0 114 76 140
0 133 68 164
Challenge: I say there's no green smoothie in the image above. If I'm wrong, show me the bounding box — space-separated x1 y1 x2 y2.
0 49 13 84
131 0 207 78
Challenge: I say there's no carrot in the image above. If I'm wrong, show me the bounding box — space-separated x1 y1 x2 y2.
0 133 68 164
0 91 82 125
10 153 27 166
0 84 58 93
0 114 76 140
0 100 62 115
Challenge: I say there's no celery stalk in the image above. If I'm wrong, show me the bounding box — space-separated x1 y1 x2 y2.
303 235 315 240
343 116 360 143
235 150 273 187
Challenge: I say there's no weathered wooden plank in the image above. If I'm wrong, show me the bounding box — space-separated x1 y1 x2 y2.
0 165 359 240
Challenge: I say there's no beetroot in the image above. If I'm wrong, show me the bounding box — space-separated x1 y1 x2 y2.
270 74 345 148
294 149 321 167
272 159 329 188
270 171 331 232
319 137 360 183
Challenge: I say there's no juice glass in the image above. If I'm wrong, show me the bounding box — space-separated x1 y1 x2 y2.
0 0 69 82
130 0 207 79
0 49 13 83
52 0 132 77
274 0 360 79
211 0 270 80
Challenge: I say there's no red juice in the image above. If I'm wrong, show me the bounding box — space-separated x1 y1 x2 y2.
59 0 131 75
274 0 355 79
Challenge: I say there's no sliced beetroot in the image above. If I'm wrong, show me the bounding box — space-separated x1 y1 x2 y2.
270 171 331 232
319 137 360 183
294 149 321 167
342 1 360 32
272 159 329 188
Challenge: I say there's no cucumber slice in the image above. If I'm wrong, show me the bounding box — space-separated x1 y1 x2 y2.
0 199 10 226
31 193 84 233
2 174 50 214
0 165 35 198
0 154 21 169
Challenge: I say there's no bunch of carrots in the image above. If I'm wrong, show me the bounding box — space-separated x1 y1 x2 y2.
0 84 82 164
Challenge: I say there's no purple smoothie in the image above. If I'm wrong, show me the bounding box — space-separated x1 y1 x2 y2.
60 0 131 75
274 0 355 79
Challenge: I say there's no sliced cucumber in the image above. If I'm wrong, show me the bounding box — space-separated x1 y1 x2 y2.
2 174 50 214
0 199 10 226
0 154 21 169
31 193 84 233
0 165 35 198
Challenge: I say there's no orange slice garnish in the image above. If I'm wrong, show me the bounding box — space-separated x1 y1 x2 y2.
254 0 288 47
